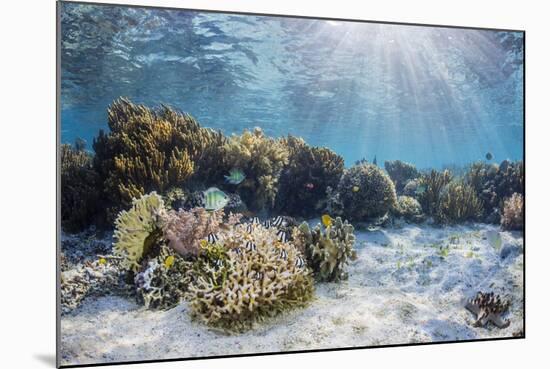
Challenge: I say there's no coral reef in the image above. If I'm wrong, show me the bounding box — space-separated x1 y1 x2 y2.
113 192 165 272
465 291 510 328
384 160 420 193
395 195 423 222
134 245 194 309
332 163 397 221
275 136 344 216
501 193 524 231
60 144 102 232
435 181 482 224
292 216 356 282
186 223 314 332
221 127 289 211
93 98 226 219
60 256 128 314
417 169 453 216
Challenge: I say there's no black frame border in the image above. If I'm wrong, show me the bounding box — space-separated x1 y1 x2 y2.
56 1 526 368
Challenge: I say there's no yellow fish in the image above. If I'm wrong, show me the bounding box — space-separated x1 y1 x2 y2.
321 214 332 228
352 186 360 193
164 255 175 269
98 258 106 265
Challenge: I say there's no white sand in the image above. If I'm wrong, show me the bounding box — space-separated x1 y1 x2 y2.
60 223 524 366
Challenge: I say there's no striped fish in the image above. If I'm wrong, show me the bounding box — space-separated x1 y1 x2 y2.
254 271 264 280
279 248 288 260
251 217 260 225
214 259 223 268
295 256 305 268
232 247 242 255
277 229 288 243
263 220 271 229
245 241 257 252
207 233 219 244
203 187 229 211
271 216 285 227
245 224 253 234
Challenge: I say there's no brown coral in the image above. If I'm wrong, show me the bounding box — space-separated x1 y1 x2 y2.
501 193 524 231
435 181 483 224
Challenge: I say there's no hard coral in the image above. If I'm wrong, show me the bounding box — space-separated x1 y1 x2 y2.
417 169 453 216
501 193 524 231
293 217 356 282
61 144 101 232
113 192 165 272
435 181 482 224
222 127 289 211
333 163 397 221
384 160 420 193
186 223 313 332
396 195 423 222
275 136 344 217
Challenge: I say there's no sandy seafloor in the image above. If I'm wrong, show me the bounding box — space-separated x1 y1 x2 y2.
60 222 524 366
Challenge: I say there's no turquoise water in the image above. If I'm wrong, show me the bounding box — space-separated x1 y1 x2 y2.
60 2 524 169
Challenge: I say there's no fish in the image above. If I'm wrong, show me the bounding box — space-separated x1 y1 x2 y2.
263 220 271 229
295 256 305 268
251 217 261 225
304 182 314 190
279 248 288 260
214 259 223 268
352 186 360 193
271 216 285 228
232 247 242 255
207 233 219 244
486 230 502 250
245 241 257 252
367 225 381 232
277 229 288 243
321 214 332 228
245 224 253 234
373 155 377 166
203 187 229 211
224 168 246 185
415 185 426 195
164 255 175 269
486 152 493 161
98 257 107 265
254 271 264 280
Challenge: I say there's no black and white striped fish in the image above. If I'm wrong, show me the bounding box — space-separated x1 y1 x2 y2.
251 217 260 225
263 220 271 229
245 241 257 252
279 248 288 260
207 233 219 244
271 216 286 228
295 256 305 268
277 229 288 243
214 259 223 268
232 247 242 255
245 224 253 234
254 271 264 280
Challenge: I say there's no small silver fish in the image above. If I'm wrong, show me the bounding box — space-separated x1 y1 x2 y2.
486 230 502 250
277 230 288 242
279 248 288 260
295 257 305 268
224 168 246 185
246 241 257 252
207 233 219 244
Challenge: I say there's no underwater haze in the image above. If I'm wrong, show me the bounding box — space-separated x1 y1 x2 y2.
60 2 524 169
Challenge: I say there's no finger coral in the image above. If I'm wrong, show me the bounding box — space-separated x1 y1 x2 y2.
113 192 166 272
501 193 524 231
60 143 102 232
435 181 482 224
384 160 420 193
417 169 453 216
221 127 289 211
275 136 344 217
135 245 194 309
332 163 397 221
93 98 226 220
186 223 313 332
293 216 356 282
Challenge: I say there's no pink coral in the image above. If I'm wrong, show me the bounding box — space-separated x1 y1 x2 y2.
501 193 524 231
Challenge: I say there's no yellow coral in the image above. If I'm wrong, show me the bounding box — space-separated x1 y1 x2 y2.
113 192 165 271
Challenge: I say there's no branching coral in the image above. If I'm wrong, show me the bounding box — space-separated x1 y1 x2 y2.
396 195 423 222
93 98 226 219
186 223 313 332
417 169 453 216
113 192 165 272
435 181 482 224
60 144 102 232
384 160 420 193
275 136 344 216
221 127 289 211
332 163 397 221
501 193 524 231
160 208 241 258
134 245 194 309
292 217 356 282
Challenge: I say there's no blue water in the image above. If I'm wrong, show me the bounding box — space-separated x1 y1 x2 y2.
60 2 524 169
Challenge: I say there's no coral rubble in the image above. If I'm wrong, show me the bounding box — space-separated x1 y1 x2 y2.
465 291 510 328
